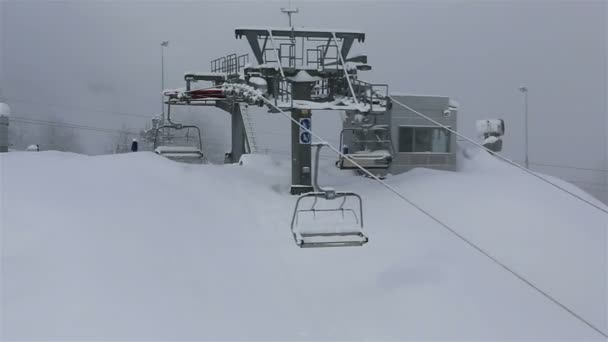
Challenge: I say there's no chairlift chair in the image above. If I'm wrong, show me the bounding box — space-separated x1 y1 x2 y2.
153 104 205 164
290 142 368 248
336 126 392 170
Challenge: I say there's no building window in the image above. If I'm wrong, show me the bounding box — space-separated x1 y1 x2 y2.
398 127 450 153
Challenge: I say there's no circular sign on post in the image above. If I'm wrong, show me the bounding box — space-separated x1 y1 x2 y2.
300 132 311 144
299 118 311 144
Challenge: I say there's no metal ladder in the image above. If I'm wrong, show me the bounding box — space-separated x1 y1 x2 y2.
241 104 258 154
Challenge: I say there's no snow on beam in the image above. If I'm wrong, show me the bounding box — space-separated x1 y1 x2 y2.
184 72 227 81
235 27 365 42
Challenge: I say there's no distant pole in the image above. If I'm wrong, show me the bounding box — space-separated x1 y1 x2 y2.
0 102 10 153
519 86 529 169
160 40 169 120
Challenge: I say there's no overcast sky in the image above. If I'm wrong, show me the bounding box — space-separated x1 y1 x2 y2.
1 0 606 199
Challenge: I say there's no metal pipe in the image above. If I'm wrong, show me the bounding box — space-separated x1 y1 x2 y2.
330 32 358 106
519 86 529 169
312 144 322 192
161 45 164 116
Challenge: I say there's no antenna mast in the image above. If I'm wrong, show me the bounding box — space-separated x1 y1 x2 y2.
280 1 299 27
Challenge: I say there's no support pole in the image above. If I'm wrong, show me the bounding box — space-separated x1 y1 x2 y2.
231 102 247 163
519 86 529 169
215 101 246 164
290 108 312 194
290 80 316 194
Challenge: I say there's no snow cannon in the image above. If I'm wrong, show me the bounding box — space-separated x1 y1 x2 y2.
476 119 505 137
26 144 39 152
476 119 505 152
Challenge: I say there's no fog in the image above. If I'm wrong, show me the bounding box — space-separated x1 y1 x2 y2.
1 0 606 202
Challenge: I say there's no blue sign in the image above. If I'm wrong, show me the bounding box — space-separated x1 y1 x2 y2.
300 132 311 144
299 118 311 144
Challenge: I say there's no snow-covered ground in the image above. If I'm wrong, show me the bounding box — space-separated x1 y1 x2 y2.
1 150 606 340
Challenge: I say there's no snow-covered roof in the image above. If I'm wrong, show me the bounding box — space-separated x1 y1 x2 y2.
250 63 321 71
0 102 11 117
235 26 365 37
389 93 459 109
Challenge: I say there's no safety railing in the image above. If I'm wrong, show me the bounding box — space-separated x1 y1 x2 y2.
351 79 389 113
210 53 249 74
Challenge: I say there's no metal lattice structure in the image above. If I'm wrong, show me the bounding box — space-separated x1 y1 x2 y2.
160 24 392 194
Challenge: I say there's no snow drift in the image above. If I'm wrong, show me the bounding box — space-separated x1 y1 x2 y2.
1 150 606 340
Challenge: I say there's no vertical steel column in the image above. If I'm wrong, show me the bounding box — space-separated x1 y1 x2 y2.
290 108 312 194
231 102 247 163
290 81 315 195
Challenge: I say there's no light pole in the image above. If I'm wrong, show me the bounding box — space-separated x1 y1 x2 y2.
160 40 169 119
519 86 529 169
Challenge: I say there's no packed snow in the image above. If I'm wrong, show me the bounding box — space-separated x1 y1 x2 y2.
483 135 500 145
1 150 606 340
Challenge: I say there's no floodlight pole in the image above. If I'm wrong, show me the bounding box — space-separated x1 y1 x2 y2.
519 86 529 169
161 41 169 120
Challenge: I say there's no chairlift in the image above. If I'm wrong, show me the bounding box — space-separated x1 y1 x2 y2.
336 126 392 170
153 104 205 164
290 142 368 248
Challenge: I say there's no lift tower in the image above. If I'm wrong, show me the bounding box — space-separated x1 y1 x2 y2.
234 27 388 194
161 26 389 194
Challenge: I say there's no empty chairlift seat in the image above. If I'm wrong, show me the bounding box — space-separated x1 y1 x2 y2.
337 126 393 170
291 192 367 248
154 145 204 163
290 142 369 248
338 149 392 169
153 118 206 164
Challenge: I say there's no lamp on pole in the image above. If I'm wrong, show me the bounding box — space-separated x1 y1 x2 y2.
160 40 169 119
519 86 529 169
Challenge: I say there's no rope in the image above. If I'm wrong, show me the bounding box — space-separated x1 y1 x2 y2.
331 32 358 105
258 95 608 339
389 96 608 216
529 162 608 174
267 30 286 78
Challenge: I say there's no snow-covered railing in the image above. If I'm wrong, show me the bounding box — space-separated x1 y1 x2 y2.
210 53 249 74
351 79 389 113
